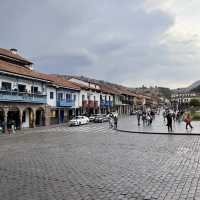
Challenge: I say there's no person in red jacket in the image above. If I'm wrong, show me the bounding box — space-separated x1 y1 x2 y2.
184 113 193 130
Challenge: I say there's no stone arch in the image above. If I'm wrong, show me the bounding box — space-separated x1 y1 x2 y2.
35 107 45 127
22 107 34 128
0 108 5 132
7 107 20 130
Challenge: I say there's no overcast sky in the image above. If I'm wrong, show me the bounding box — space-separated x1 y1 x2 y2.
1 0 200 89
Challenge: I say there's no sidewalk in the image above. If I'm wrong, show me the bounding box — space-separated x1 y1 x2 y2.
0 122 70 137
118 114 200 135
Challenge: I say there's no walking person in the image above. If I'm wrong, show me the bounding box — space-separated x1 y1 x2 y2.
184 113 193 130
136 110 142 126
172 111 176 122
113 115 118 130
108 113 113 129
146 112 152 126
166 112 173 132
142 111 146 125
163 110 166 122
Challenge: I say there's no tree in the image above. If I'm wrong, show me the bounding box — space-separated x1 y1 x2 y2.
189 98 200 107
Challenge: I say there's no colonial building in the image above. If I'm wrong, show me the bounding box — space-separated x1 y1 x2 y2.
67 77 101 115
0 48 51 132
171 92 200 110
171 92 197 104
0 48 159 133
46 75 81 124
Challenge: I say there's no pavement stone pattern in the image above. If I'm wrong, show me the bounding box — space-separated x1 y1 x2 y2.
119 114 200 134
1 120 200 199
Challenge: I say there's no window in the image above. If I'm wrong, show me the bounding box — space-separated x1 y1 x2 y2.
31 86 38 93
66 94 71 100
50 92 54 99
2 82 11 91
74 94 76 101
18 84 26 92
58 93 63 100
94 96 96 101
82 95 85 101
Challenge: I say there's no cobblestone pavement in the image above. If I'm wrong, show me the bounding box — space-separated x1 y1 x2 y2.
119 114 200 134
1 121 200 199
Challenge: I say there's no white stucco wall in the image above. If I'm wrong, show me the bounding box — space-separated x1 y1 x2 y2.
76 90 100 107
47 87 57 107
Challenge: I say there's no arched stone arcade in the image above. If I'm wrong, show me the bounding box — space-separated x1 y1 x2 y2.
7 107 20 130
35 107 45 127
22 107 34 128
0 104 48 133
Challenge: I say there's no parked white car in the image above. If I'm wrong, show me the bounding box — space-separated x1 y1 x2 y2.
69 116 89 126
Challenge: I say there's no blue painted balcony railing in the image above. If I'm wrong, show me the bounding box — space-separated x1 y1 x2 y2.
100 100 113 107
0 90 47 104
57 99 75 107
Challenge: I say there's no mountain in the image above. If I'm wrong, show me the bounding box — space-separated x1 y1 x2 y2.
188 80 200 91
173 80 200 93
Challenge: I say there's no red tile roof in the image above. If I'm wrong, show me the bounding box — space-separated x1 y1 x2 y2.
0 60 80 90
0 59 50 81
47 75 80 90
0 48 33 65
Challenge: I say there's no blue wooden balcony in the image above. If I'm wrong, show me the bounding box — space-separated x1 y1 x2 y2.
100 100 113 107
57 99 75 107
0 90 47 104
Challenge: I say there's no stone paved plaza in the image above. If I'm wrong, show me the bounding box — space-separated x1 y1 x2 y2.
1 119 200 199
119 114 200 134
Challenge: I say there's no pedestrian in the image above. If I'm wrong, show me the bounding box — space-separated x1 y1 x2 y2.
150 110 155 120
136 110 141 126
108 113 113 128
142 111 146 125
113 116 118 129
184 113 193 130
166 112 172 132
147 112 152 125
163 110 166 122
172 112 176 122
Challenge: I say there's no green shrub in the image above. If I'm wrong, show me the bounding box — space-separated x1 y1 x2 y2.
191 112 200 121
190 99 200 107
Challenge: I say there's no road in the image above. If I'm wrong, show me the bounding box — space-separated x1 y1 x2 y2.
0 120 200 199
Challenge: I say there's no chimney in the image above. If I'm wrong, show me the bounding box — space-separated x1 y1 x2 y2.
10 48 18 54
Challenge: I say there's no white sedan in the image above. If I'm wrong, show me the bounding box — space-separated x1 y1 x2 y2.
69 116 89 126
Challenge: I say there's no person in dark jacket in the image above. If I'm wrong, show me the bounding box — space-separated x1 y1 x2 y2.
114 116 118 129
166 112 172 132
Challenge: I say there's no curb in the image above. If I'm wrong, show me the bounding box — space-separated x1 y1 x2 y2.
116 129 200 136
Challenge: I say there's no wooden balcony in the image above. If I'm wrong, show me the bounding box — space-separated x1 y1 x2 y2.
94 101 98 108
82 100 88 108
88 100 94 108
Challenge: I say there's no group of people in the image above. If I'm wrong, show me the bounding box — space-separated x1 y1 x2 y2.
108 113 118 129
163 109 193 132
136 109 156 126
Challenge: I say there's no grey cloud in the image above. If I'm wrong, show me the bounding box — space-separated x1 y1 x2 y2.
0 0 198 88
